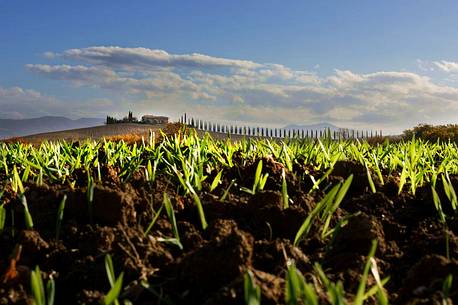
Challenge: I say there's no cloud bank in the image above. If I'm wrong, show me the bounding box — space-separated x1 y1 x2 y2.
0 87 60 119
47 46 261 70
19 46 458 132
0 86 115 120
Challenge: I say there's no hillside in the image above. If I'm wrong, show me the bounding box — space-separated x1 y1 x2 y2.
5 123 168 144
0 116 105 139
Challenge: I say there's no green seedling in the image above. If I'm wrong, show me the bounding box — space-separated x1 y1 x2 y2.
432 186 446 223
370 257 389 305
0 203 5 233
220 179 236 202
20 194 34 230
186 181 208 230
313 240 388 305
55 194 67 240
145 159 159 183
30 265 55 305
326 212 361 249
309 167 333 193
371 153 384 185
294 175 353 246
280 143 293 172
441 274 453 305
398 166 407 195
12 165 25 194
366 165 376 194
244 270 261 305
431 186 450 259
320 174 353 238
241 160 269 195
210 170 223 192
294 184 340 246
354 240 378 305
1 131 457 201
313 263 346 305
22 164 31 182
149 130 156 148
87 176 95 225
442 172 457 211
162 192 183 250
285 260 317 305
104 254 124 305
281 168 289 209
317 138 330 162
144 203 164 236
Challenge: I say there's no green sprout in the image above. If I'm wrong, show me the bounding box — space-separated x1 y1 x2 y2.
30 265 55 305
144 202 164 236
21 194 34 230
285 260 317 305
186 181 208 230
87 175 95 225
0 203 5 234
241 160 269 195
210 169 223 192
431 185 450 259
313 240 389 305
104 254 124 305
55 194 67 240
366 164 377 194
294 175 353 246
442 172 457 212
441 274 453 305
158 192 183 249
244 270 261 305
281 168 290 209
309 167 333 193
220 179 236 202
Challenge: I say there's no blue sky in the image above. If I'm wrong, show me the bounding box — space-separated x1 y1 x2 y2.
1 0 458 132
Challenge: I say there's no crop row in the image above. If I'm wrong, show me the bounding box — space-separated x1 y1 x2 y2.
1 129 458 304
1 130 457 193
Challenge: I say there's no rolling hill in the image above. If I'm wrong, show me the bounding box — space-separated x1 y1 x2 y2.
0 116 105 139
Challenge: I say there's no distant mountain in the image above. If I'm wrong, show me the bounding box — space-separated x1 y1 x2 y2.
283 122 341 131
0 116 105 139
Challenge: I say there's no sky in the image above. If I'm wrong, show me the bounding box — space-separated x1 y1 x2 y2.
1 0 458 133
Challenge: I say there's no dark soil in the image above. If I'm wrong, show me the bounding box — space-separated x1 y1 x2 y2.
1 159 457 304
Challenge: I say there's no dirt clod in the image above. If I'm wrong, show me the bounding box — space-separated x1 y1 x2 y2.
326 212 386 266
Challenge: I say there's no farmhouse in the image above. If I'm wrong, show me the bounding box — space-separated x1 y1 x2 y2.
141 114 169 124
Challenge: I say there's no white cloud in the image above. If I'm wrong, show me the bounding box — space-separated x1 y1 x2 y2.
433 60 458 73
24 47 458 132
54 46 262 70
26 64 117 85
0 86 62 118
0 86 119 119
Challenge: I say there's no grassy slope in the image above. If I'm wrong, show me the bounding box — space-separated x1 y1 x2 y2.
3 123 168 144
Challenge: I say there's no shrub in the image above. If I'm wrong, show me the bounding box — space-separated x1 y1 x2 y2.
403 124 458 142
